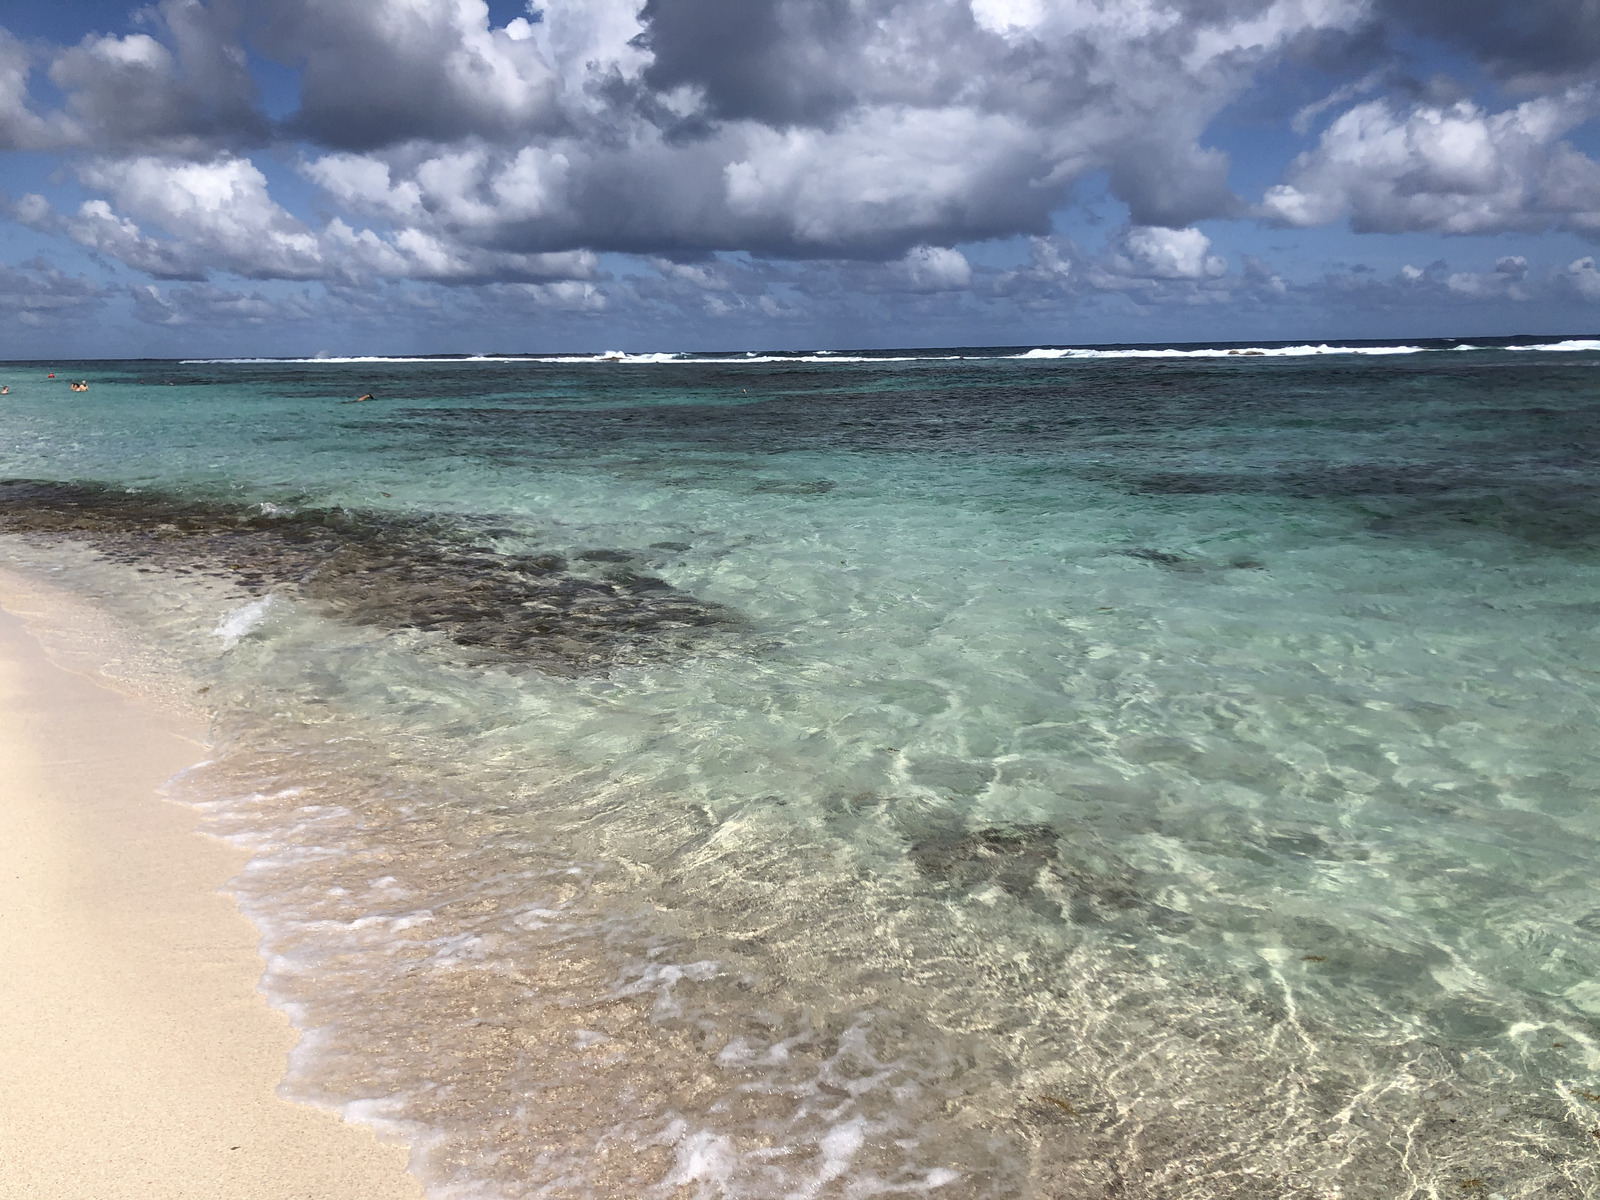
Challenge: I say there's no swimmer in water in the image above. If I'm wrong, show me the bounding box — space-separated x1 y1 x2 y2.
1 386 9 394
343 392 376 404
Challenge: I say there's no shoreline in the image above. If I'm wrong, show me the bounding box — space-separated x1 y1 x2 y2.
0 572 424 1200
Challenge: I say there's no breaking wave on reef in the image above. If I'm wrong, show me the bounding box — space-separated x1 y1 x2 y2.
180 337 1600 367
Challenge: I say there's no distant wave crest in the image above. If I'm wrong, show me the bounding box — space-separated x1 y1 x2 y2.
1015 344 1427 359
181 352 934 365
1012 339 1600 359
182 338 1600 366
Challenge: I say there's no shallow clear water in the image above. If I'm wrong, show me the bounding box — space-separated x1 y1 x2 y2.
4 341 1600 1198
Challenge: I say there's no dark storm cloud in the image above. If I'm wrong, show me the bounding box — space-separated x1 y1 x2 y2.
637 0 962 126
255 0 563 150
1379 0 1600 84
0 0 264 154
1109 141 1242 228
49 0 267 153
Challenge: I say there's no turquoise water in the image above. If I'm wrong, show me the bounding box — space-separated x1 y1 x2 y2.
3 341 1600 1198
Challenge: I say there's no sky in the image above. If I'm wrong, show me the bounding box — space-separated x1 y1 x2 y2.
0 0 1597 356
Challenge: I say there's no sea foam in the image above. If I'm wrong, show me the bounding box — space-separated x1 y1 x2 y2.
211 595 274 649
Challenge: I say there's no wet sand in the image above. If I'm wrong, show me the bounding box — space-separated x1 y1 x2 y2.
0 578 424 1200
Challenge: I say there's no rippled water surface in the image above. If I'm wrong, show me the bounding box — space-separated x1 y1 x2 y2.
4 341 1600 1199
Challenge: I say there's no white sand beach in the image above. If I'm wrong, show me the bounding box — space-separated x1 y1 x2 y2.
0 577 423 1200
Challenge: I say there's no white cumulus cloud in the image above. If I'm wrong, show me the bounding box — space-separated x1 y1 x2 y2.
1114 225 1228 279
892 245 974 291
1261 87 1600 235
1562 255 1600 300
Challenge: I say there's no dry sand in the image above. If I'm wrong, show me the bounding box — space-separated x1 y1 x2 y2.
0 582 425 1199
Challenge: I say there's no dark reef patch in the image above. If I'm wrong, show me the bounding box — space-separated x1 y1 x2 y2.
1133 465 1600 551
910 823 1065 898
1117 547 1205 573
752 479 836 495
0 479 738 674
1120 547 1192 567
1115 548 1265 573
905 822 1191 931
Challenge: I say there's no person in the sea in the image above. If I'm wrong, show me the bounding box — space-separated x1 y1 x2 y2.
1 385 8 394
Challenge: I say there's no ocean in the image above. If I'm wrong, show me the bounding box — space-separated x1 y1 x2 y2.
3 338 1599 1199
